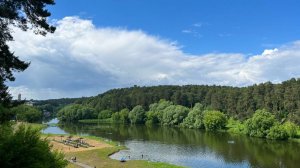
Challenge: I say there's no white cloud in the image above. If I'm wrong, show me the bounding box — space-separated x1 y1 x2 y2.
7 16 300 99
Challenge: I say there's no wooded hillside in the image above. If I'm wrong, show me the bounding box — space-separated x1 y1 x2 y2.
75 78 300 123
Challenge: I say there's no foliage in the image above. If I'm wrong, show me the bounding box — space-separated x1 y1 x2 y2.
129 105 146 124
245 109 277 138
161 105 189 126
226 117 246 134
0 104 13 123
0 124 67 168
11 105 42 122
181 103 205 129
35 98 80 119
98 109 113 119
267 124 289 140
111 112 120 122
72 78 300 124
57 104 96 121
203 110 227 131
0 0 55 106
119 108 130 123
145 100 174 124
283 121 298 138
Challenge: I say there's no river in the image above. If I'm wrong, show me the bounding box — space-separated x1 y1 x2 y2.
43 119 300 168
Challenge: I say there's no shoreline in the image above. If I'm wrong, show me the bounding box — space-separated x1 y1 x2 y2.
42 133 184 168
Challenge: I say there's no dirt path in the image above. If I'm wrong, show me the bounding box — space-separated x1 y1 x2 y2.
68 160 94 168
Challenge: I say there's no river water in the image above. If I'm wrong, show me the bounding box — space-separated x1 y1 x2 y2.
43 119 300 168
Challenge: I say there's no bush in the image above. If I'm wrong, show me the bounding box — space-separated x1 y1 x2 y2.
267 125 289 140
0 105 13 124
245 109 277 138
0 124 67 168
226 117 246 134
283 121 298 138
203 110 227 131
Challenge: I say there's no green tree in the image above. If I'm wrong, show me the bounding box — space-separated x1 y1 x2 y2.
119 108 130 123
0 124 67 168
267 124 289 140
203 110 227 131
111 112 120 122
57 104 96 121
283 121 298 138
98 109 113 119
181 103 205 129
245 109 277 138
0 0 55 106
129 105 145 124
0 104 13 123
162 105 189 126
11 105 42 122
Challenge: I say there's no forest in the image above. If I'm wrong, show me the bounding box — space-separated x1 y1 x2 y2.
63 78 300 123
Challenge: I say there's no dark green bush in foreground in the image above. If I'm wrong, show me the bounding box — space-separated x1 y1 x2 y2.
0 124 67 168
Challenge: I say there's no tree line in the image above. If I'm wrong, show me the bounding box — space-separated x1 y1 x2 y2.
68 78 300 124
58 99 299 140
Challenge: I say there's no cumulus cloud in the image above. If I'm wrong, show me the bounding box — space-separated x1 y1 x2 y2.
6 16 300 99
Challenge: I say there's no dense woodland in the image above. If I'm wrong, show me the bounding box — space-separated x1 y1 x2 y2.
68 78 300 123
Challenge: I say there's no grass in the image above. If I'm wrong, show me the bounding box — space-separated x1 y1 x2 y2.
12 122 47 131
65 146 183 168
78 118 113 124
226 117 246 134
78 118 125 124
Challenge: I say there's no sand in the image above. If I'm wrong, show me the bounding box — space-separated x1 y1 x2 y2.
46 136 112 153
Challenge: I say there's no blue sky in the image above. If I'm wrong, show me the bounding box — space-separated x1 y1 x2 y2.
7 0 300 99
48 0 300 55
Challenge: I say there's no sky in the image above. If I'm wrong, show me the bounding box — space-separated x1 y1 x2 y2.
6 0 300 100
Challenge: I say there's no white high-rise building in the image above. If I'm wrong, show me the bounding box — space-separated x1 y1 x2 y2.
18 94 21 101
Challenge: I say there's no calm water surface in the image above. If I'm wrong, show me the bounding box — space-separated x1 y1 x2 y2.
43 119 300 168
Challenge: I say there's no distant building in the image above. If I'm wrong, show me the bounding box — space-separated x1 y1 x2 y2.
18 94 21 101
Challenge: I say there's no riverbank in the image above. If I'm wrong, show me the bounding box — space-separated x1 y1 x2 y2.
42 133 183 168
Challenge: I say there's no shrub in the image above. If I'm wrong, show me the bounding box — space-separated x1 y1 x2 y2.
283 121 297 138
0 124 67 167
203 110 227 131
245 109 277 138
227 117 246 134
267 125 289 140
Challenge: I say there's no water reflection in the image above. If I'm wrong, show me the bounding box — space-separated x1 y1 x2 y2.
50 122 299 168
